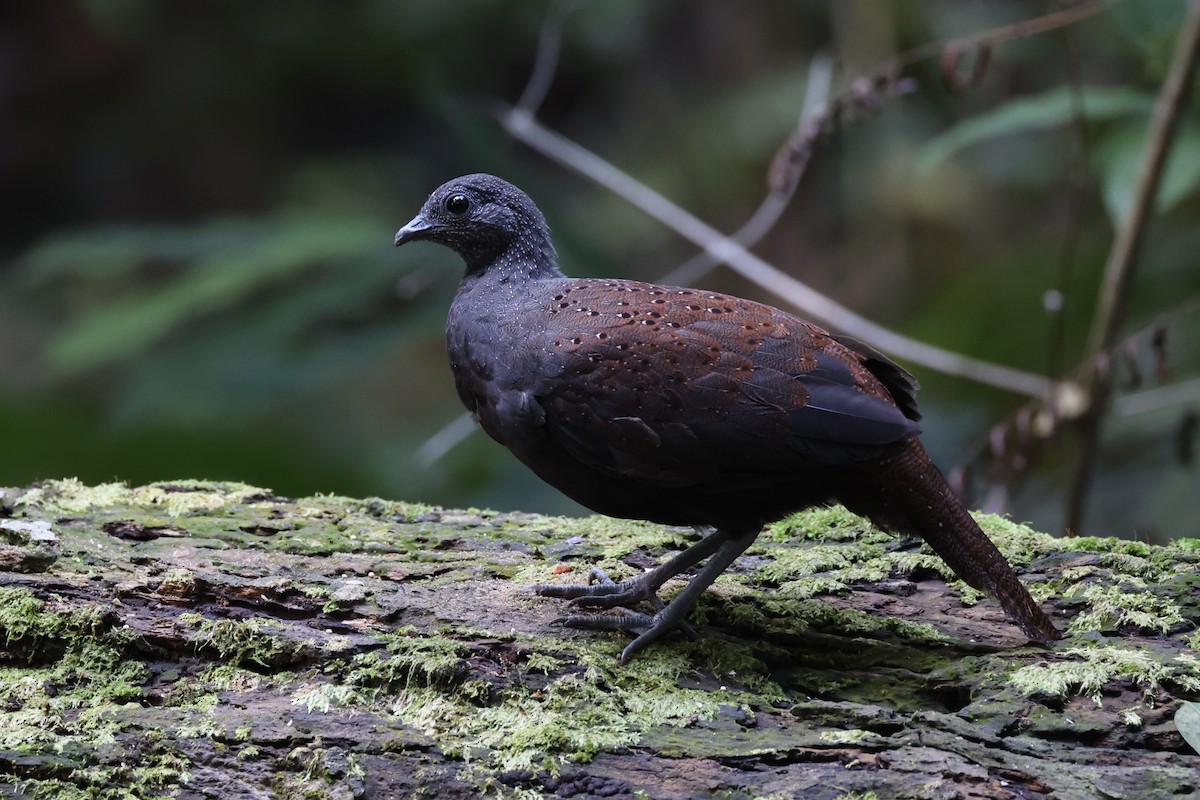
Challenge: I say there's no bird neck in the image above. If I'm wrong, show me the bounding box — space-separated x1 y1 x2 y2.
465 225 563 285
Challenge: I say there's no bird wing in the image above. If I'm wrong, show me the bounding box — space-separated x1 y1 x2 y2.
532 279 920 486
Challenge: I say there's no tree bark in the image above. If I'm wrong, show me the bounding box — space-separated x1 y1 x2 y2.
1 479 1197 799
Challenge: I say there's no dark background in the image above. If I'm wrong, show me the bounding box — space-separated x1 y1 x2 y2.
1 1 1197 541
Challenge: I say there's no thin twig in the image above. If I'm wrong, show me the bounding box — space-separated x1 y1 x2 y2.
1065 0 1200 533
515 0 576 115
1116 377 1200 417
659 54 836 288
498 106 1057 398
414 412 480 469
893 0 1123 79
1046 15 1095 381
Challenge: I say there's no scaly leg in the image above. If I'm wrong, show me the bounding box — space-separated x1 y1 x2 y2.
539 527 759 663
532 527 731 609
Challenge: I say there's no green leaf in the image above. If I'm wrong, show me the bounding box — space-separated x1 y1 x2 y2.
20 219 264 285
1094 123 1200 226
1176 701 1200 755
43 214 386 376
916 86 1154 174
1108 0 1188 75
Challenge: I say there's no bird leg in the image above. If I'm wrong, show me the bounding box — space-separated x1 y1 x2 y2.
533 526 732 609
560 565 686 615
535 528 758 663
552 566 700 641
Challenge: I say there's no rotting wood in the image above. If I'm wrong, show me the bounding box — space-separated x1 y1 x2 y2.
1 479 1198 799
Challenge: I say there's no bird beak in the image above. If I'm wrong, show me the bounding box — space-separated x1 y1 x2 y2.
394 214 432 246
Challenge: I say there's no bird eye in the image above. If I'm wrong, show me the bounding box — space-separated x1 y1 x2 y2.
444 194 470 215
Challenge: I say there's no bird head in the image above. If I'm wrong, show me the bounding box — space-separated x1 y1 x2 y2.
394 173 557 274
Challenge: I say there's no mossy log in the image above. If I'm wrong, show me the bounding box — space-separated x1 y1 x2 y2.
1 479 1199 799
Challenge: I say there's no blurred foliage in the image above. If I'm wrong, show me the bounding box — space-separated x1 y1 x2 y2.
1 0 1198 540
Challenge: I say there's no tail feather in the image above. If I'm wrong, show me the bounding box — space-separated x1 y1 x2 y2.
851 439 1060 644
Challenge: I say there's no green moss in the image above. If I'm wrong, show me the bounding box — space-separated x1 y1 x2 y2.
293 682 362 713
270 628 777 775
199 663 271 692
746 594 951 645
159 677 220 711
156 568 198 596
770 576 849 601
766 507 885 544
18 748 192 800
525 653 564 674
446 645 730 771
971 514 1058 564
274 744 343 794
0 588 191 799
16 477 269 518
347 626 469 691
1068 581 1185 634
818 728 880 745
301 492 436 522
15 479 133 515
185 616 311 669
1010 644 1200 704
1061 534 1200 579
0 635 149 748
745 510 1049 621
551 515 692 560
1065 536 1156 559
752 543 863 584
0 586 113 656
237 744 262 762
685 638 786 700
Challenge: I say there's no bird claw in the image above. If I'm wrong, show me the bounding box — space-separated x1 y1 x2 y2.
551 609 654 632
533 529 747 660
533 566 664 609
539 566 700 660
551 607 698 663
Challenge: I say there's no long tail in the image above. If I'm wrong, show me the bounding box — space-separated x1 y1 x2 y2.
849 439 1061 644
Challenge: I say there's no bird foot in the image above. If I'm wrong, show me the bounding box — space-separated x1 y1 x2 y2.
537 566 699 661
532 566 664 609
532 530 749 661
552 607 699 664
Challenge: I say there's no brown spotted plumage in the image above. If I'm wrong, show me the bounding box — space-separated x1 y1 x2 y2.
394 174 1059 662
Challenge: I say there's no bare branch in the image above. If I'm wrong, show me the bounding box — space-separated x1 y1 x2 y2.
963 293 1200 514
662 58 918 289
